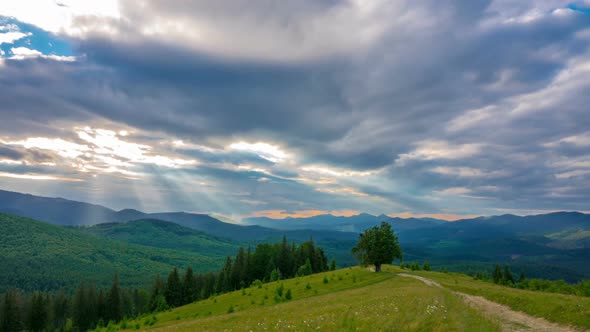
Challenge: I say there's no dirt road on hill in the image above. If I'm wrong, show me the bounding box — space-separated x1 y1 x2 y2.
398 273 580 332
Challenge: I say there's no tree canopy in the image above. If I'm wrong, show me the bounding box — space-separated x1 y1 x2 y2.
352 222 402 272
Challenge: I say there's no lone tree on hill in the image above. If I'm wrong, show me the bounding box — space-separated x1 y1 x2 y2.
352 222 402 272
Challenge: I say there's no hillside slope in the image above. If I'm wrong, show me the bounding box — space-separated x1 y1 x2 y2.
78 219 241 257
118 267 499 332
0 213 226 292
114 267 589 332
117 266 590 332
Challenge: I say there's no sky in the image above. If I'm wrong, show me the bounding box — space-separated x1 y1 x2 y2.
0 0 589 221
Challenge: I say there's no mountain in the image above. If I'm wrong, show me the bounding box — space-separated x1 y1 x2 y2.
395 213 590 282
78 219 241 257
0 189 118 225
455 212 590 235
0 213 228 292
2 188 589 281
243 213 445 233
0 189 354 242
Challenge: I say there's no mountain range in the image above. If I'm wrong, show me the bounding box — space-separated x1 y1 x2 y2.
1 188 589 290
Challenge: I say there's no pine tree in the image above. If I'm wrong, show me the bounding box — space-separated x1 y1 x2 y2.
277 236 294 278
232 247 246 290
330 259 337 271
492 264 502 284
106 274 122 322
0 290 22 332
503 265 514 285
182 267 197 305
217 257 233 293
297 258 313 276
27 293 47 332
96 289 106 322
149 275 167 312
86 282 98 328
518 271 526 283
245 246 253 286
423 261 431 271
73 282 90 332
165 267 182 307
53 290 68 331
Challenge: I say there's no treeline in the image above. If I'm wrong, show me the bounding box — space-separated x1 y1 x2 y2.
400 261 431 271
0 238 332 332
0 275 145 332
150 237 331 310
473 264 590 297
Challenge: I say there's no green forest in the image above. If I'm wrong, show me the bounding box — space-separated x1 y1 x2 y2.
0 237 331 332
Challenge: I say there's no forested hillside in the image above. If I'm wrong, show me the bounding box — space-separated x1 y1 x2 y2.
0 213 226 292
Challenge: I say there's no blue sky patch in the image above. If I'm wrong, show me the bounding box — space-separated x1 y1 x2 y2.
568 4 590 14
0 16 74 58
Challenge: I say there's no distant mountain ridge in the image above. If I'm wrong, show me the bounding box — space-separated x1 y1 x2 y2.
244 212 446 233
1 189 590 282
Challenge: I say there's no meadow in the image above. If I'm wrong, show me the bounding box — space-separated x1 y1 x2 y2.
113 267 499 332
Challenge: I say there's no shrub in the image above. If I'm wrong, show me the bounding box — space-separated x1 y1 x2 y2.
251 279 263 289
275 283 284 297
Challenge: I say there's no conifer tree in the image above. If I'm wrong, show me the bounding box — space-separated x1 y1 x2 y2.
232 247 246 289
106 274 122 322
503 265 514 285
0 289 22 332
217 257 233 293
297 258 313 276
86 282 98 328
492 264 503 284
53 290 68 331
182 267 197 304
149 275 168 312
165 267 182 307
330 259 336 271
96 289 106 323
73 282 90 332
27 293 47 332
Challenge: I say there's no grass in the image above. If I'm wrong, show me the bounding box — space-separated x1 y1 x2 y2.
386 266 590 329
116 267 499 332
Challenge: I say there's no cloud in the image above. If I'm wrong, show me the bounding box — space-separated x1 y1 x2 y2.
228 141 289 163
0 31 30 45
9 46 76 61
0 1 588 216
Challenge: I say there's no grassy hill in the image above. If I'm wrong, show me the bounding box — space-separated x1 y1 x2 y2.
114 267 499 332
103 266 589 332
0 213 228 292
108 266 590 331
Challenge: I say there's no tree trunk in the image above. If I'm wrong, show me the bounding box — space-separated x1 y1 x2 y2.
375 264 382 272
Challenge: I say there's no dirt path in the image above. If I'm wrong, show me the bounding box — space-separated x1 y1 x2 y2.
398 273 580 332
